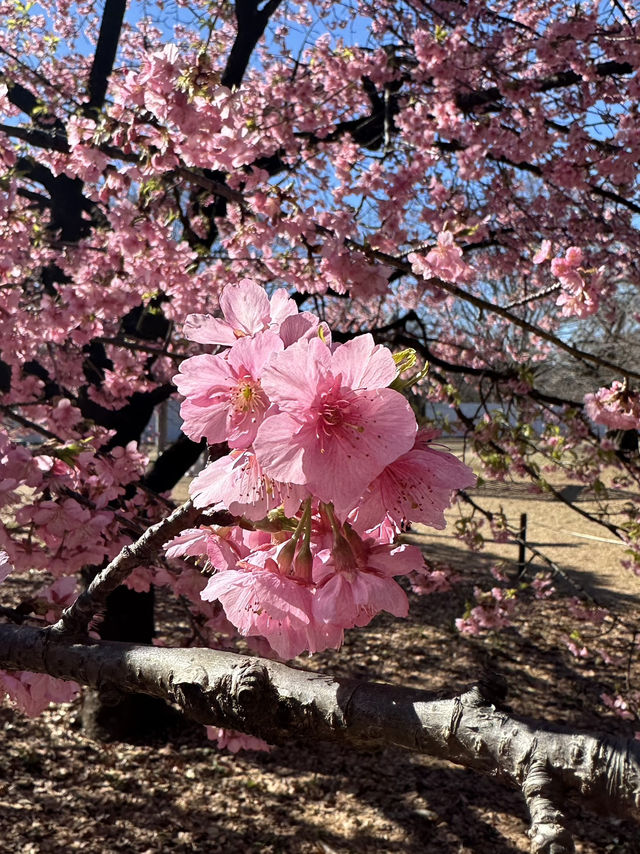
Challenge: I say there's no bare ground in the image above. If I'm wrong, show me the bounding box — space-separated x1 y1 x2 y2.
1 450 639 853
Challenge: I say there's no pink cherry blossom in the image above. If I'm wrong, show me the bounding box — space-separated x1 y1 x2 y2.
349 434 476 533
409 231 472 284
254 335 417 511
550 246 602 317
205 727 272 753
189 448 307 520
201 559 315 660
532 239 552 264
174 330 283 447
183 279 297 345
0 671 79 717
584 381 640 430
163 526 214 560
455 587 516 635
312 535 423 630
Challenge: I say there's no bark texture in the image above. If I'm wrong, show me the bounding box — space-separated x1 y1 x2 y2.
0 623 637 854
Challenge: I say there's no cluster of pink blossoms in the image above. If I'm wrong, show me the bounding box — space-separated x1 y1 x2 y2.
550 246 602 318
408 230 473 288
584 381 640 431
168 280 475 659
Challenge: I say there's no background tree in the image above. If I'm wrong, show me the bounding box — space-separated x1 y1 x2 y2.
0 1 640 850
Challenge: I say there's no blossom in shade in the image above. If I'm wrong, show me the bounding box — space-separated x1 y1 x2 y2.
200 542 345 658
205 727 272 753
174 330 283 447
254 334 417 511
0 671 79 717
0 550 12 583
584 381 640 430
183 279 297 345
189 448 307 520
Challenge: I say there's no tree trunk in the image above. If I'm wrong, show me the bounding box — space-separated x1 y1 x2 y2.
80 434 205 741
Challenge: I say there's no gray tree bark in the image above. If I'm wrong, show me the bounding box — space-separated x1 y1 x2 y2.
0 621 637 854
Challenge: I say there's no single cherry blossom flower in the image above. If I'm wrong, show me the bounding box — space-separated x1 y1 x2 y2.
409 231 471 283
349 434 476 533
312 530 423 630
174 330 283 447
254 334 417 511
183 279 297 345
201 556 315 659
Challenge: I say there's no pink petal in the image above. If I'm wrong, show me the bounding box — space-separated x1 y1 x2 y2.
226 329 283 377
313 574 356 625
163 528 211 558
278 312 319 347
260 337 331 410
178 397 229 444
532 239 552 265
351 574 408 622
330 334 397 389
220 279 270 336
366 543 424 577
268 288 298 324
173 353 233 399
253 413 307 484
182 313 237 345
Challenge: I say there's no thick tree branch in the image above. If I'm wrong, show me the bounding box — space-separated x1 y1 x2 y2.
455 60 635 114
222 0 284 89
0 122 69 153
0 623 638 853
84 0 128 114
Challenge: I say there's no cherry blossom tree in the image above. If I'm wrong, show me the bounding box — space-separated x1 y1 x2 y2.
0 0 640 850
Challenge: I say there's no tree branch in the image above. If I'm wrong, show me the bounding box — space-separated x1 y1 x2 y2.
455 60 634 114
84 0 128 115
52 500 202 636
344 239 640 383
222 0 284 89
523 760 575 854
0 623 638 851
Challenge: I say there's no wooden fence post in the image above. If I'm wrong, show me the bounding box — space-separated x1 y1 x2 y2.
517 512 527 573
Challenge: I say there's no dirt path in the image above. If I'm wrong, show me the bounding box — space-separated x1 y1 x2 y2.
413 439 640 612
